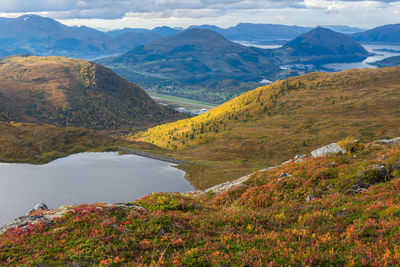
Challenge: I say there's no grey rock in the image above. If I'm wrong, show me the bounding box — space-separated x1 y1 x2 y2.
350 178 370 194
0 215 53 234
294 154 308 163
279 172 290 178
373 137 400 145
306 194 316 202
311 143 346 158
28 203 48 214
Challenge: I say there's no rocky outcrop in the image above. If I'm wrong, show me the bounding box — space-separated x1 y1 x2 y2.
0 204 71 234
311 143 346 157
1 203 146 234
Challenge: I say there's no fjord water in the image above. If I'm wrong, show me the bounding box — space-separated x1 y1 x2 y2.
323 44 400 71
0 152 193 225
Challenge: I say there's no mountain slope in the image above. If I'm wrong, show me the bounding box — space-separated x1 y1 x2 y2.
352 24 400 43
0 56 183 130
103 28 279 83
135 66 400 188
267 27 369 65
100 28 280 103
0 121 115 163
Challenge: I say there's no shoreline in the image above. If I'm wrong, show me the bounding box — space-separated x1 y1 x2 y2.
117 146 193 165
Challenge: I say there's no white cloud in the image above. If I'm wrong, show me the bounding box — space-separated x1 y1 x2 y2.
0 0 398 29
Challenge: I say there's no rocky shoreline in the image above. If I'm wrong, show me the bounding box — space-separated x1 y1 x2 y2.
117 146 193 165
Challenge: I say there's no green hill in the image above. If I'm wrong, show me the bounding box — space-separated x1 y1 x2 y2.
135 66 400 188
0 56 184 130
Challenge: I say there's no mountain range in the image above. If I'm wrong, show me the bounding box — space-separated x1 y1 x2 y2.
0 55 183 130
352 23 400 43
99 28 281 103
0 14 391 60
100 27 369 103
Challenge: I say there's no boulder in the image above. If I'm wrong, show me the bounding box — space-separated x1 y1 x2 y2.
27 203 48 215
311 143 346 157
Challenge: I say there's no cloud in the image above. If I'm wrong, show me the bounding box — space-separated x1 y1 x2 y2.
0 0 399 30
0 0 396 19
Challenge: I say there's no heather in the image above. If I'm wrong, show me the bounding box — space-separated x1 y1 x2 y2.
2 140 400 265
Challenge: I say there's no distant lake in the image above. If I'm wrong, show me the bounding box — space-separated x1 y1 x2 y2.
0 152 193 226
323 44 400 71
237 42 400 73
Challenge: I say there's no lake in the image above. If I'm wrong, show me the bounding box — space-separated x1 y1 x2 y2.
323 44 400 71
0 152 193 226
237 41 400 72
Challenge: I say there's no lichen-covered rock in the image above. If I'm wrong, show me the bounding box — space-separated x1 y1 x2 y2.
27 203 48 215
311 143 346 157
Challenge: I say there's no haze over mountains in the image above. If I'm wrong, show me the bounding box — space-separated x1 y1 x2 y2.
0 13 392 61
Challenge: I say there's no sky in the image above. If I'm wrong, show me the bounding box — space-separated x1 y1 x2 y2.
0 0 398 31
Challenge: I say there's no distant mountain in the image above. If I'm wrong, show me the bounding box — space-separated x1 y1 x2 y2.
0 56 184 130
267 27 369 65
100 28 280 103
352 24 400 43
371 56 400 67
152 26 182 36
106 28 153 37
114 31 162 51
0 15 121 57
221 23 312 42
322 25 366 34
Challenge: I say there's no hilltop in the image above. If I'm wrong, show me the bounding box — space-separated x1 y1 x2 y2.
352 23 400 43
0 56 184 130
3 137 400 265
100 28 280 103
266 27 369 65
135 66 400 188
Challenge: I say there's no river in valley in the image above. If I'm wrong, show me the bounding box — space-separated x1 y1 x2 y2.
0 152 193 226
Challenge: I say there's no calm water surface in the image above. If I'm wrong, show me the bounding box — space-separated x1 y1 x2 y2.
0 152 193 225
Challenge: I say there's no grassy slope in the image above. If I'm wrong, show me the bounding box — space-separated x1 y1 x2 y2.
0 56 184 130
134 66 400 189
0 121 163 164
3 140 400 265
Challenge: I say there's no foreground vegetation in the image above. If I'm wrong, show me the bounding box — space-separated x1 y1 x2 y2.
134 66 400 188
2 139 400 265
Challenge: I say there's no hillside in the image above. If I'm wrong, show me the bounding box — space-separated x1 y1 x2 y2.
371 55 400 67
3 138 400 265
0 56 184 130
100 28 280 103
267 27 369 65
0 121 115 164
135 66 400 188
352 23 400 43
